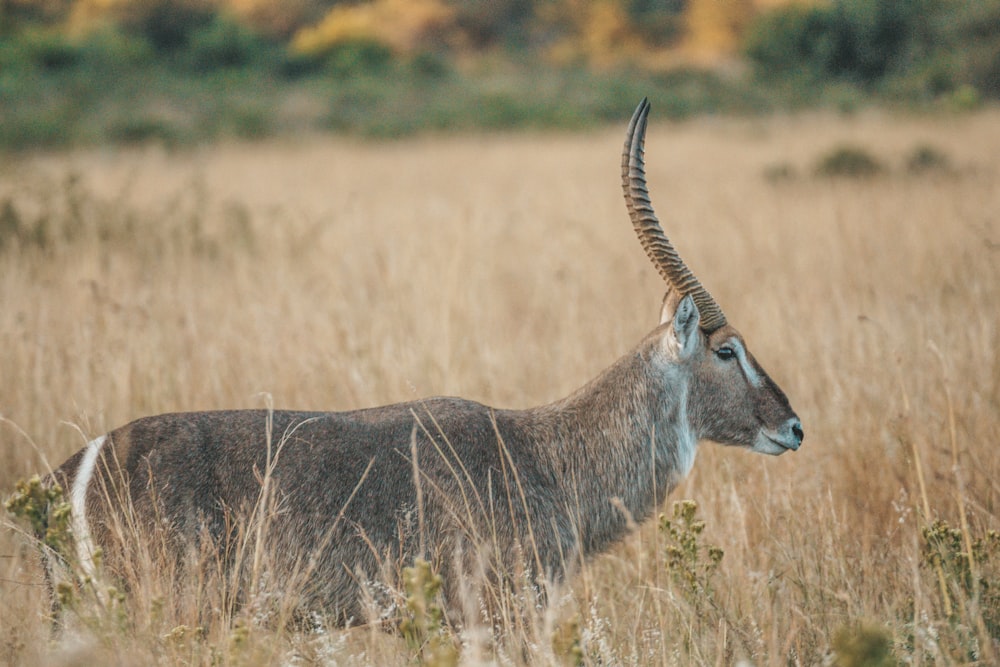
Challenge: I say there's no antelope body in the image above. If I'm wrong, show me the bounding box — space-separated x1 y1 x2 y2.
45 100 802 625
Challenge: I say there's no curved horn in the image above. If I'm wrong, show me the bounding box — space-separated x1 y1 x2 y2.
621 98 727 332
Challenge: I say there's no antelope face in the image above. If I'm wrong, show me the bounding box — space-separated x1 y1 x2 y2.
663 294 803 455
695 325 802 455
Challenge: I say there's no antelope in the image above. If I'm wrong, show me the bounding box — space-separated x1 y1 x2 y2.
39 99 802 626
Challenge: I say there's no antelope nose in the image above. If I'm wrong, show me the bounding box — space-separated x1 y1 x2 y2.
789 418 804 449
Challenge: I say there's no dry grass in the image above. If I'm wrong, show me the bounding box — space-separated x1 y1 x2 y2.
2 108 999 665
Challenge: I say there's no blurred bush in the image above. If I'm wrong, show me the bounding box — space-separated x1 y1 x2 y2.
112 0 217 53
745 0 1000 103
814 146 884 178
324 38 394 77
450 0 534 49
0 0 997 150
10 28 83 69
744 0 918 86
0 24 153 72
106 115 180 146
186 14 271 71
831 622 896 667
905 144 951 175
626 0 686 48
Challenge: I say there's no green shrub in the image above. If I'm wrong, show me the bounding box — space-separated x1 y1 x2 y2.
626 0 686 47
226 106 271 140
475 92 534 129
922 519 1000 637
823 81 866 113
0 25 152 83
832 622 898 667
659 500 724 607
905 144 951 174
399 558 458 666
451 0 535 49
551 614 585 666
280 38 397 81
277 49 325 79
106 115 181 146
5 28 83 71
409 51 451 80
186 15 268 71
935 0 1000 98
744 4 831 80
745 0 1000 101
77 26 154 68
815 145 884 178
0 106 76 150
115 0 216 53
947 83 982 111
745 0 931 86
325 38 395 78
5 475 73 557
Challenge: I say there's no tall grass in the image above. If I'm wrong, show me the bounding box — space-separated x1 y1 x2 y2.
2 109 999 664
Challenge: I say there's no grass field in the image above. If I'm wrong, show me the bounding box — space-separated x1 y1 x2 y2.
1 108 999 665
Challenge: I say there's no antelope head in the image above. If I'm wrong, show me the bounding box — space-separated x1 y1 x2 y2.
623 98 803 455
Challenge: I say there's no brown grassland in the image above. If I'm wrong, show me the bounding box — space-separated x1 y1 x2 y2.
1 108 999 665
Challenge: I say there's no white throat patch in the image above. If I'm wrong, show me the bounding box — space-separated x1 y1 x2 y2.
674 425 698 480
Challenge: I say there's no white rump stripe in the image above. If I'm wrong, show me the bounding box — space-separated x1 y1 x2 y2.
71 435 106 579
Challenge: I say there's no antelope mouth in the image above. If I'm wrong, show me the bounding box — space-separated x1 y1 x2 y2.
752 432 799 456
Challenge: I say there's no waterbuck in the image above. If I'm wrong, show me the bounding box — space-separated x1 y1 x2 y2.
39 99 802 626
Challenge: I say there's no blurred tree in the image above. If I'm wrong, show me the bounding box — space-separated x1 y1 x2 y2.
120 0 215 51
69 0 216 51
450 0 533 49
224 0 332 40
2 0 72 32
627 0 685 48
743 0 968 89
537 0 759 68
827 0 917 81
927 0 1000 97
187 12 268 69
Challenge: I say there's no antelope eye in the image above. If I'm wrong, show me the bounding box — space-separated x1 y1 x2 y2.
715 346 736 361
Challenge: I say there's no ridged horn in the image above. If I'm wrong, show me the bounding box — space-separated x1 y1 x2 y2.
621 97 727 333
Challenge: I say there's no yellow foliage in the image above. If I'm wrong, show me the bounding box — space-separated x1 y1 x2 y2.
66 0 130 32
34 0 819 62
683 0 754 60
581 0 642 68
543 0 797 68
546 0 644 69
223 0 320 38
66 0 219 36
290 0 455 55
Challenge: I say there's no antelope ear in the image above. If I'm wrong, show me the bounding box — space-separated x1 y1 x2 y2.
663 293 701 359
659 289 680 325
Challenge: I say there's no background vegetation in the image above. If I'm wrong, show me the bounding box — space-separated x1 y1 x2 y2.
1 106 998 665
1 1 999 664
1 0 999 148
